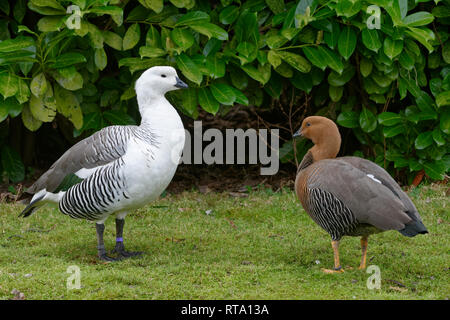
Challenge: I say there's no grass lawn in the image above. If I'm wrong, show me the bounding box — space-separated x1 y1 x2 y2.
0 183 448 300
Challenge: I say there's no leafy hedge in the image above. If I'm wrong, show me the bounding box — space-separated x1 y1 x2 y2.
0 0 449 184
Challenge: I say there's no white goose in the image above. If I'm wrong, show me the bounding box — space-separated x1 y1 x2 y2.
21 66 187 261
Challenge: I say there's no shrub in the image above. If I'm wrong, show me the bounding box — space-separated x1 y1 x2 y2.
0 0 449 184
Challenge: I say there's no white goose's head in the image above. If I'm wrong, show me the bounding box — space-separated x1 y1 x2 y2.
135 66 188 98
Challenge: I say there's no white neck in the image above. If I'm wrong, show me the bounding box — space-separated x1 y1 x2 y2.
137 93 183 133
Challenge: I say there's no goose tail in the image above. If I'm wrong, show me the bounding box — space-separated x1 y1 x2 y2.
19 189 63 218
399 219 429 237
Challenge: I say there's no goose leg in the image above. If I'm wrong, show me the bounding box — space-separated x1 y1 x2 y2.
96 223 117 262
112 218 143 258
358 236 368 270
322 240 344 273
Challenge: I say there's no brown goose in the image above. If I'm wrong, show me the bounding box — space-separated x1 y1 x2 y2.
294 116 428 273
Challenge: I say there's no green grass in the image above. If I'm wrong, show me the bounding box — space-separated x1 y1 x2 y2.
0 184 448 300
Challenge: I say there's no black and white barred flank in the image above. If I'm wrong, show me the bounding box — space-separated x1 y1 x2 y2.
306 188 358 241
59 158 128 221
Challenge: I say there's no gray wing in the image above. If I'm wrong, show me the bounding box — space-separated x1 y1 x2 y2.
339 156 423 223
27 125 136 193
307 159 412 231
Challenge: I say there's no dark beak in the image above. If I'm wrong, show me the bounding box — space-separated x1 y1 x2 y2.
175 77 188 89
293 128 303 138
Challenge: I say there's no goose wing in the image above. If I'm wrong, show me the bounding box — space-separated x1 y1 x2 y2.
27 125 136 193
306 159 412 231
339 156 422 222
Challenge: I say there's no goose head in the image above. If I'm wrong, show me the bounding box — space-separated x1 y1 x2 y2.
293 116 341 161
135 66 188 98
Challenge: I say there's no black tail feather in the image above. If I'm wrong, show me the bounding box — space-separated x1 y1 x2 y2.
19 193 46 218
399 220 428 237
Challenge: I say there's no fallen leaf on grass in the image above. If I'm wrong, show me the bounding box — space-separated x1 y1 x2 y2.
11 289 25 300
229 192 248 198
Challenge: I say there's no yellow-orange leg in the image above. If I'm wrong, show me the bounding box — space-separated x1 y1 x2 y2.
322 240 344 273
358 236 369 270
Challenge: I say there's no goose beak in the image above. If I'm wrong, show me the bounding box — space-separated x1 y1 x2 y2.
175 77 188 89
293 128 303 138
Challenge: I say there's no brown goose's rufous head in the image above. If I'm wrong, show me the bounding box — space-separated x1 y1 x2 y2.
293 116 342 161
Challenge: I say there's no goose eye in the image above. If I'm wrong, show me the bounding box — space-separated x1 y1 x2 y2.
306 122 311 127
161 74 166 78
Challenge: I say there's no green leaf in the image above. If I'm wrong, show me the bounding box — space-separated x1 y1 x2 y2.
89 6 123 25
189 23 228 41
291 72 312 93
146 25 162 48
230 87 249 106
0 73 19 99
176 53 202 85
359 108 377 133
383 37 403 60
30 73 47 97
440 108 450 134
277 51 311 73
103 31 123 51
15 79 30 104
360 57 373 77
219 5 239 25
14 0 26 23
383 124 405 138
337 111 359 128
378 112 402 126
210 83 236 106
50 52 86 69
327 66 355 86
415 131 434 149
171 28 195 51
139 0 164 13
324 21 340 49
175 11 210 26
139 46 166 58
266 0 285 14
51 68 83 91
1 146 25 182
403 12 434 27
317 46 344 74
94 48 107 70
0 36 34 52
87 23 104 49
198 87 219 114
54 85 83 129
236 42 256 59
205 55 225 79
181 88 198 117
404 27 434 53
302 46 327 70
329 85 343 102
118 57 167 73
37 16 64 32
432 127 446 147
338 26 356 60
268 50 282 68
436 91 450 107
123 24 141 51
29 94 56 122
423 161 446 181
21 104 42 131
0 100 9 122
2 97 23 118
103 110 136 125
361 29 381 53
241 63 271 85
